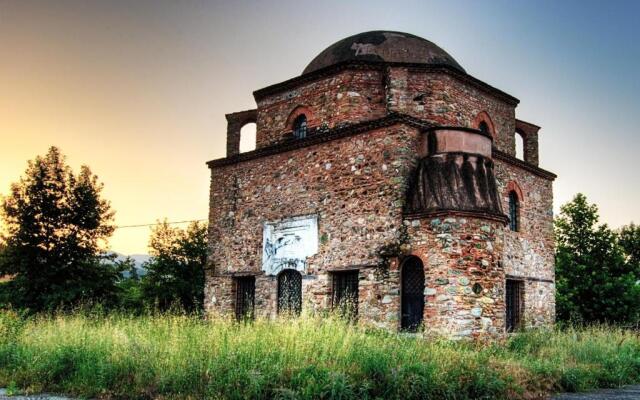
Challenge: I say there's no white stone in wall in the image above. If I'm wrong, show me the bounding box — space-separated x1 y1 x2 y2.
262 214 318 276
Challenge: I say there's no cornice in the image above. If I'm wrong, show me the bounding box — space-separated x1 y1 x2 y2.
252 60 520 106
207 113 430 168
493 150 557 181
207 115 557 184
403 209 509 225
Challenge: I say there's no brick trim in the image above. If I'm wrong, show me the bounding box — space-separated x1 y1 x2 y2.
493 150 556 181
207 113 431 168
425 125 493 141
253 61 520 106
403 209 509 225
472 111 496 138
208 114 501 168
214 271 263 278
506 274 554 284
506 181 525 204
515 119 540 131
326 264 376 271
285 105 317 130
225 109 257 157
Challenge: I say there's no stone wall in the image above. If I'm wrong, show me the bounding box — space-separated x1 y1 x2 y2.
207 123 420 316
495 159 555 326
255 69 387 148
404 216 506 339
252 67 517 156
387 68 517 154
209 61 556 336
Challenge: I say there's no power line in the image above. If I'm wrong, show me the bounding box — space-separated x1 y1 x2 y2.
114 219 207 229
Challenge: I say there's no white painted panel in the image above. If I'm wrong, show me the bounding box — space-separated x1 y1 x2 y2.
262 214 318 276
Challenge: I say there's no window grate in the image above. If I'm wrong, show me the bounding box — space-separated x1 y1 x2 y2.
277 269 302 316
235 276 255 321
506 279 524 332
509 191 520 232
331 270 359 320
401 256 425 331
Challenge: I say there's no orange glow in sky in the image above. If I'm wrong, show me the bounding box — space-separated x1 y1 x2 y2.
1 1 638 254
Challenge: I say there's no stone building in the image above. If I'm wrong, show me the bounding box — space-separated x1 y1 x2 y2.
205 31 556 338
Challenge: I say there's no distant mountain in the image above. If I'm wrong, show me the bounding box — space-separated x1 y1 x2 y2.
127 254 152 267
109 252 151 277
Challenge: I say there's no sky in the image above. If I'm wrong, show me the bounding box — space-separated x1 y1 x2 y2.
0 0 638 255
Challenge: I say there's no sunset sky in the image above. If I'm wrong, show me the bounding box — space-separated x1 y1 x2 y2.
1 0 639 255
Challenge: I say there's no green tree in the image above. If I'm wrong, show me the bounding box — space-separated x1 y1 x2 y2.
555 194 640 324
113 256 145 312
619 223 640 271
0 147 119 311
140 221 207 312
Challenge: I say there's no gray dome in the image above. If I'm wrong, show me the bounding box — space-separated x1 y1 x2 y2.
303 31 465 75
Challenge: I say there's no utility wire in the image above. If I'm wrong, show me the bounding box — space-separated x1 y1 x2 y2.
114 219 207 229
0 219 207 231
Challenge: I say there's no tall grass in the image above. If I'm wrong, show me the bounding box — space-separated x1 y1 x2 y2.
0 310 639 399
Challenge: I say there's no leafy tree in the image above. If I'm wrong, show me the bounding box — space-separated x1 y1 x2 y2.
555 194 640 324
140 221 207 312
619 223 640 271
113 256 145 312
0 147 119 311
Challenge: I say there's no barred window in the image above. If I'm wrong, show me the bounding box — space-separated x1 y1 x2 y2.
401 256 425 331
509 191 520 232
331 270 359 320
506 279 524 332
234 276 255 321
293 115 307 139
277 269 302 316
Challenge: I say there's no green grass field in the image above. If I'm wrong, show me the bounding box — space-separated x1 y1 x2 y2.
0 311 639 399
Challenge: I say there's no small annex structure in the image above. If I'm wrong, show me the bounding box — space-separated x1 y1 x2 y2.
205 31 556 338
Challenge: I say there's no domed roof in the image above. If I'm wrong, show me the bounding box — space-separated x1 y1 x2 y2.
302 31 465 75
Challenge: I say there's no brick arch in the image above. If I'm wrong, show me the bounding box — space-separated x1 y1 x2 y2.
473 111 496 138
506 180 524 203
285 105 316 130
405 252 428 270
225 109 257 157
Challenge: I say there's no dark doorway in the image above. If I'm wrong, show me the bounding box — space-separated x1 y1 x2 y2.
235 276 255 321
401 256 425 331
506 279 524 332
277 269 302 316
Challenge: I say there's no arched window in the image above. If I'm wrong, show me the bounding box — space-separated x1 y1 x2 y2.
239 122 256 153
515 131 525 160
473 112 495 138
293 114 307 139
277 269 302 316
509 191 520 232
479 121 490 136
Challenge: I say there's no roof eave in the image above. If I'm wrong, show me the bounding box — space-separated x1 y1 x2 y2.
252 60 520 106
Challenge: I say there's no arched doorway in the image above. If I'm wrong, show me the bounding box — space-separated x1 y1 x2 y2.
401 256 425 331
277 269 302 316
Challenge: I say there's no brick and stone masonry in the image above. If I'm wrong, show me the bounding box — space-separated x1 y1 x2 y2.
205 31 556 338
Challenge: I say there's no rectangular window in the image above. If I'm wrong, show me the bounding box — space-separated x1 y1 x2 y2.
331 270 359 319
235 276 255 321
505 279 524 332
